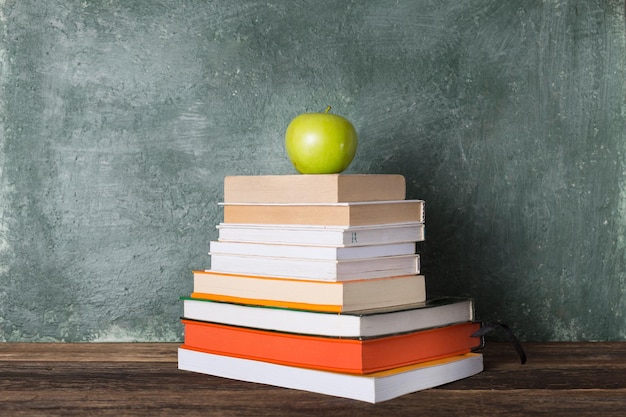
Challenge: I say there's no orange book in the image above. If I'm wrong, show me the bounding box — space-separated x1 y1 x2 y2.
181 320 482 374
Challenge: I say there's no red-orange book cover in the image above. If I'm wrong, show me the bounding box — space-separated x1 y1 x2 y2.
181 320 482 374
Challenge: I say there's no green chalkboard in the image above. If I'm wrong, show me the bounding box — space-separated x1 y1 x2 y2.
0 0 625 341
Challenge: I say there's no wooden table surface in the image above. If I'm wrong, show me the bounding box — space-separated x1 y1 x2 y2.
1 342 625 416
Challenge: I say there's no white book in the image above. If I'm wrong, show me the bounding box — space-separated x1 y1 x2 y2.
178 348 484 403
208 253 420 281
209 241 416 260
216 222 425 247
182 297 474 338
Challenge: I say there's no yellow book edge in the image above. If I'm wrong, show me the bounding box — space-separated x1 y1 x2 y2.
190 292 342 313
369 352 482 377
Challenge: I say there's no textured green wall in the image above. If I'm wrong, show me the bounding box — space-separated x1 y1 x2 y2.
1 0 625 342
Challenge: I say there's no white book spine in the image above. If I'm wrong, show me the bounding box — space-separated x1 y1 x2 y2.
207 254 420 281
209 241 416 260
216 222 425 247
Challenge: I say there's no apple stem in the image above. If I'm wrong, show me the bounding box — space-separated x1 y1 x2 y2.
325 105 331 114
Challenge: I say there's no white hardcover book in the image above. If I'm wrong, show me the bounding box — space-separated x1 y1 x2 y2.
207 253 420 281
208 241 416 260
182 297 474 338
178 348 483 403
215 222 425 247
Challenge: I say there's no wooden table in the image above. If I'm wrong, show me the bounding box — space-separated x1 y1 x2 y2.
1 342 625 416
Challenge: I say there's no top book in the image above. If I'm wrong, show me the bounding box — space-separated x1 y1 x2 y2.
223 174 406 203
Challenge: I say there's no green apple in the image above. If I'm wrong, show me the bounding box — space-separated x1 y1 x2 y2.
285 106 358 174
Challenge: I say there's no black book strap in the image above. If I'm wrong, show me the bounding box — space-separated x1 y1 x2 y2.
472 321 527 364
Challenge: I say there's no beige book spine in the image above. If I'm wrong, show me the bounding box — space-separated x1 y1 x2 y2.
223 174 406 203
221 201 424 226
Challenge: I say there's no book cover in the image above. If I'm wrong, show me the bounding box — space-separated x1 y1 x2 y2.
223 174 406 203
181 320 483 374
178 348 484 403
191 271 426 313
220 200 425 227
216 222 425 247
181 296 474 338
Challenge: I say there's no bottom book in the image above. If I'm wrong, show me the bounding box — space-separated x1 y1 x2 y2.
178 347 483 403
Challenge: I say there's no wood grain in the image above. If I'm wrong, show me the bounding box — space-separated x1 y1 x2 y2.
1 343 625 416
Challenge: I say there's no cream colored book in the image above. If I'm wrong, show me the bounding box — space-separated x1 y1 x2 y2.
191 270 426 313
220 200 425 227
223 174 406 203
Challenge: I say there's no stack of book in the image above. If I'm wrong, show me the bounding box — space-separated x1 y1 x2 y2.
178 174 484 403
